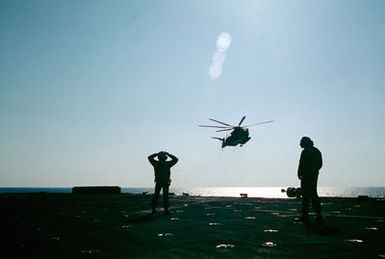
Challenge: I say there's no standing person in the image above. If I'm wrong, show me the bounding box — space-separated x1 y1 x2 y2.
297 137 323 224
148 151 178 215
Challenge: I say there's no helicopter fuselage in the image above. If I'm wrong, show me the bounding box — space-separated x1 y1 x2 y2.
221 127 251 148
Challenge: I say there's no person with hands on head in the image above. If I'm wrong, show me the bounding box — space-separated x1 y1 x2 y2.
148 151 179 215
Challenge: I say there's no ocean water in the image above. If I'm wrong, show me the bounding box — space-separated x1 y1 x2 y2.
0 187 384 198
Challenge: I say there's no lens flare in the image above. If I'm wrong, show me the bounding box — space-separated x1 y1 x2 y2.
216 32 232 52
212 51 226 64
209 64 222 79
208 32 232 80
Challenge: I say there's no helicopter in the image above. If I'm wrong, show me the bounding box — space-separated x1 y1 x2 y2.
199 116 274 148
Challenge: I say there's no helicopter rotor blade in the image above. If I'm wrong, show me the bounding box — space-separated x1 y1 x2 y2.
243 120 275 128
238 116 246 126
211 137 224 141
209 118 234 127
216 128 234 132
199 125 231 129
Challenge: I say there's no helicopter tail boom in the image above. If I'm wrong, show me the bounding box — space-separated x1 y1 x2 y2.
211 137 224 142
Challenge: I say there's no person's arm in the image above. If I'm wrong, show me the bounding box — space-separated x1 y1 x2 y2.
317 149 323 171
148 153 158 165
297 151 305 180
165 152 178 167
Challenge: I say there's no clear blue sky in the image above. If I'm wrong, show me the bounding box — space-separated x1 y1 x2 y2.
1 0 384 187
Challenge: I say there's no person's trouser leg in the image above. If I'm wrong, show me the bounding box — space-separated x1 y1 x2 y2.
310 174 322 222
312 193 322 222
301 179 310 222
163 183 169 210
301 195 310 221
152 183 162 213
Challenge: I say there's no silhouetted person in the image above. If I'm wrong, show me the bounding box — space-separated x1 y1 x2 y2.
297 137 323 224
148 151 178 215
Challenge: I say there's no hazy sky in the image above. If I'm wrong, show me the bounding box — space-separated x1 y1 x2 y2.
1 0 384 188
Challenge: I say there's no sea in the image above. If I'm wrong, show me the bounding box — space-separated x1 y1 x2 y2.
0 187 384 199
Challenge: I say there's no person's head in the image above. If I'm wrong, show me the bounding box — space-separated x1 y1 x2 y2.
157 152 167 161
300 136 314 149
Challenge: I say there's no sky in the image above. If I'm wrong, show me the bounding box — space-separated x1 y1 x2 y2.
1 0 384 188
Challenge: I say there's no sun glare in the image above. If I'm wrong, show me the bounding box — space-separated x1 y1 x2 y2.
216 32 232 52
209 32 232 79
